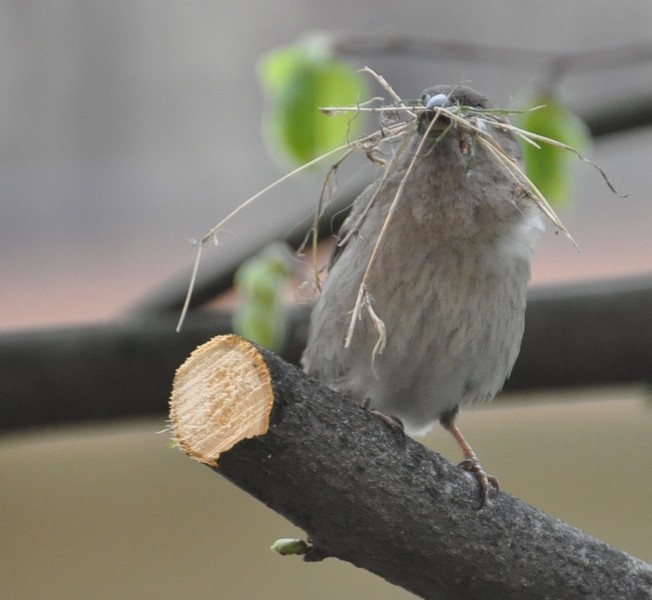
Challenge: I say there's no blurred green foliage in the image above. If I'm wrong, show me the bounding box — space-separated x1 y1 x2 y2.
518 94 590 206
233 243 295 351
259 40 367 165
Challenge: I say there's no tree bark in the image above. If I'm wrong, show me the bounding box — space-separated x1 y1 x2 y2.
170 335 652 600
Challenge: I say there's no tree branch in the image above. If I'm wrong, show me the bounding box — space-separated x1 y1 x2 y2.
2 275 651 432
331 32 652 95
170 335 652 600
507 275 652 390
329 32 652 75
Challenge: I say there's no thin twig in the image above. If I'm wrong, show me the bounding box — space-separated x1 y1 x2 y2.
177 74 625 333
344 111 449 354
176 129 390 332
298 148 355 292
336 128 413 250
358 65 416 119
424 107 577 241
505 124 628 198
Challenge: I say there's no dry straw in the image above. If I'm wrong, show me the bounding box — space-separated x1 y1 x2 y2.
176 68 622 339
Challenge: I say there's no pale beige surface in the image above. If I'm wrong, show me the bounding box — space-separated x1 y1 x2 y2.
1 1 652 330
171 335 273 465
2 389 650 599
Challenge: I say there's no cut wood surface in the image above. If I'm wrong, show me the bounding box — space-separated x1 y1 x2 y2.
171 335 273 466
169 334 652 600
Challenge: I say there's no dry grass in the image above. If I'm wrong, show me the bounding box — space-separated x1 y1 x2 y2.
176 68 622 339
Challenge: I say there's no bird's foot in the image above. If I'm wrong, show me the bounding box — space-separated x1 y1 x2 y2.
458 458 500 508
442 418 500 509
361 398 405 437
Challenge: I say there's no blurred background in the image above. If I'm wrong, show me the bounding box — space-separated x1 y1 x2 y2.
1 1 651 598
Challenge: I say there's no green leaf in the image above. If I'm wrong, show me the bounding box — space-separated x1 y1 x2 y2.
259 41 367 166
518 94 590 206
233 243 295 352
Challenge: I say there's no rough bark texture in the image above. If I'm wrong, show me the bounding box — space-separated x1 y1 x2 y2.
171 336 652 600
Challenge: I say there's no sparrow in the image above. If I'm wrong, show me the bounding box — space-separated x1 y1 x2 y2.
302 84 543 505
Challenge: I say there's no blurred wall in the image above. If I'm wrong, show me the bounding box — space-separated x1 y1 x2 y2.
1 0 652 328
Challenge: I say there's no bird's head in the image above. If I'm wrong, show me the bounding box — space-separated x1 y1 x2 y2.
417 85 490 135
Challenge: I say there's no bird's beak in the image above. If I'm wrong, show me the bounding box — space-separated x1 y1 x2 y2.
418 93 454 135
425 93 451 110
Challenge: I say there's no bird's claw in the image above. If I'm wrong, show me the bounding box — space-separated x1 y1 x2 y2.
458 458 500 508
361 399 405 437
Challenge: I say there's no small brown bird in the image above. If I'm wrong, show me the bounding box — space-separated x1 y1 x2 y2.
302 85 543 505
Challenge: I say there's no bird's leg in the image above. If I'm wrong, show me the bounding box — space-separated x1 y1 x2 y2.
440 408 499 508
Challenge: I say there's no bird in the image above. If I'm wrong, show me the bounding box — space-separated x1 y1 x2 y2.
301 84 544 506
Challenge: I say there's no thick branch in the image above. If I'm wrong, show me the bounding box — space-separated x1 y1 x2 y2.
0 313 232 432
170 335 652 600
508 275 652 390
2 275 652 432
